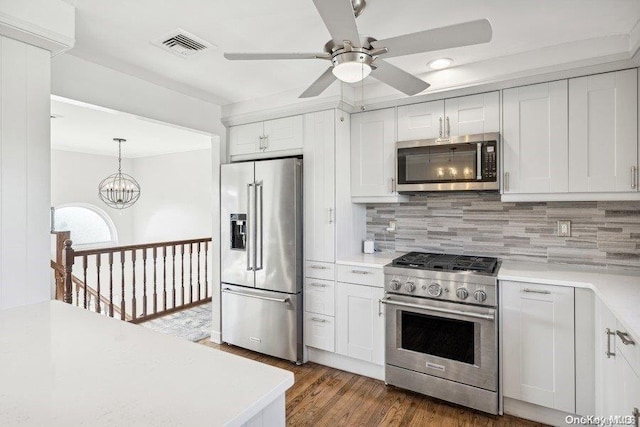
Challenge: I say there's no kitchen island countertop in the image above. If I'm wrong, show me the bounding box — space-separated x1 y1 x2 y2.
0 301 293 427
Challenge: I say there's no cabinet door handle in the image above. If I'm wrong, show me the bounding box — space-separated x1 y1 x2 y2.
378 299 383 317
616 330 636 346
263 135 268 150
391 178 396 193
351 270 371 275
522 288 551 295
632 166 638 189
605 328 616 358
446 116 450 137
328 208 334 224
309 282 328 288
439 117 443 138
311 317 328 323
504 172 510 192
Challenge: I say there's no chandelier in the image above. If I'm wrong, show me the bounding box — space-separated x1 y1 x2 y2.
98 138 141 209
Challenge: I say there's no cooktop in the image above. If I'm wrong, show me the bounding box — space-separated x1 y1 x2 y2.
391 252 499 274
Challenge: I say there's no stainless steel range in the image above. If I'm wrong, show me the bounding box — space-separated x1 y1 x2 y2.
382 252 500 414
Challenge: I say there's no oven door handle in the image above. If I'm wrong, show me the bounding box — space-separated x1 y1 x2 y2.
380 297 495 321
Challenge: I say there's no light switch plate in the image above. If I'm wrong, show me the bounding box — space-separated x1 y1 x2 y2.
557 220 571 237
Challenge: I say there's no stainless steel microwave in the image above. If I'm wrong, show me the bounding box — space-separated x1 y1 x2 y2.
396 132 500 192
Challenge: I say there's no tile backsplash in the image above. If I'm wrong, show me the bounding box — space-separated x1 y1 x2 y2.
366 193 640 271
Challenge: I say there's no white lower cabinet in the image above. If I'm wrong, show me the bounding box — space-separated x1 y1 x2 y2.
614 351 640 425
304 312 335 353
595 295 640 423
502 281 575 413
335 282 385 365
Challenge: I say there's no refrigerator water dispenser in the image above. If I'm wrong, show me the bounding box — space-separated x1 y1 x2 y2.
230 213 247 250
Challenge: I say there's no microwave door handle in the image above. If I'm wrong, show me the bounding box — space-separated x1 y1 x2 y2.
476 143 482 180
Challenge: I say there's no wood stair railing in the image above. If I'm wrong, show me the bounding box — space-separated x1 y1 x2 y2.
51 260 130 320
53 233 212 323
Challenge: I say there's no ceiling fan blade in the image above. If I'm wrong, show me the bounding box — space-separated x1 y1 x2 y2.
224 52 330 61
299 67 337 98
371 19 492 58
371 60 430 96
312 0 361 47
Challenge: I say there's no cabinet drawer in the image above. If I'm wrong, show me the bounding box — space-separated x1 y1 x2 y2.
616 321 640 376
304 313 334 352
304 278 335 316
305 261 335 280
336 264 384 287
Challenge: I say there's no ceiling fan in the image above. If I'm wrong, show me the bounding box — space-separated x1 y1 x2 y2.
224 0 492 98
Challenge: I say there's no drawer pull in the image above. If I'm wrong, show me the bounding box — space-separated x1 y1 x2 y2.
311 317 328 323
309 283 328 288
309 265 328 270
522 288 551 295
351 270 371 275
616 330 636 346
606 328 616 358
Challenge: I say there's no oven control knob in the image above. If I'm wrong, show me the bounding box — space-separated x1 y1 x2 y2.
474 290 487 303
456 288 469 300
427 284 442 297
390 280 401 291
404 282 416 292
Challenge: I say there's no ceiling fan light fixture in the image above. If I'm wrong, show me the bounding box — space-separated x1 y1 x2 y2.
428 58 453 70
331 50 373 83
332 61 371 83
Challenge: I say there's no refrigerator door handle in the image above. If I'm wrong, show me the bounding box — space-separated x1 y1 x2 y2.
256 182 264 271
246 183 254 271
222 288 289 303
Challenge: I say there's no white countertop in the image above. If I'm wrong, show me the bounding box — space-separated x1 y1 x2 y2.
0 301 293 427
336 252 403 268
499 261 640 341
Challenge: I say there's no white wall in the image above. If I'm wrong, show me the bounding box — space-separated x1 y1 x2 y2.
132 149 212 243
51 149 135 245
0 36 51 310
51 148 213 246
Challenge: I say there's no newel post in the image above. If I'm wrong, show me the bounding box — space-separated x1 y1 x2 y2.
63 239 75 304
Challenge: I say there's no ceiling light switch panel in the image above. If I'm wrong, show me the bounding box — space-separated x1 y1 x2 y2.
557 220 571 237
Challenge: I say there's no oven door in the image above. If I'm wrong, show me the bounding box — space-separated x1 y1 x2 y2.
382 294 497 391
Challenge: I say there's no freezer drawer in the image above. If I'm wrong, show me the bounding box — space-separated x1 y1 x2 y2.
222 284 303 363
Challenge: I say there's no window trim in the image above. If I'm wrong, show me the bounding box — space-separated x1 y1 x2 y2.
53 203 119 249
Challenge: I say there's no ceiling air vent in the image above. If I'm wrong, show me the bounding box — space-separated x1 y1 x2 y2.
153 29 215 58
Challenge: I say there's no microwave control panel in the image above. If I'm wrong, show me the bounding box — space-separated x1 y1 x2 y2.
482 142 498 180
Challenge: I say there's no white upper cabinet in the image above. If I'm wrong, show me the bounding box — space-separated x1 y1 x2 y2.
303 110 335 264
229 121 264 156
445 92 500 137
502 281 575 413
503 81 569 194
263 115 304 153
569 69 638 193
397 92 499 141
351 108 406 202
397 100 444 140
229 115 303 159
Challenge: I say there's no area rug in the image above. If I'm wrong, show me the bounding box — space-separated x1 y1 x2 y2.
140 302 213 342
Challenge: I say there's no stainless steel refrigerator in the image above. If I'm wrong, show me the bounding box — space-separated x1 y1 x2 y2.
221 157 303 363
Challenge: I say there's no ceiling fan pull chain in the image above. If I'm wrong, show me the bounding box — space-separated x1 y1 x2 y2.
360 60 365 111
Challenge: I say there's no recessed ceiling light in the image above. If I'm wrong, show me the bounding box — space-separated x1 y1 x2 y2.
428 58 453 70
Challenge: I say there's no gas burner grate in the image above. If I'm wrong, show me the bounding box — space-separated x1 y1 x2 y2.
392 252 498 274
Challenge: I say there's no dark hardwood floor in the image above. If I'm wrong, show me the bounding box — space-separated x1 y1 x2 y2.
198 339 545 427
